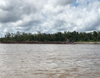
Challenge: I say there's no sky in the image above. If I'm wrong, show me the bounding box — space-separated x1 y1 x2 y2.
0 0 100 36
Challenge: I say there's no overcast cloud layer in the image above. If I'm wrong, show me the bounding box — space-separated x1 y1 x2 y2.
0 0 100 36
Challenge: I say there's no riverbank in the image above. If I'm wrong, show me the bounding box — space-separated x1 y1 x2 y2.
0 41 67 44
74 42 100 44
0 41 100 44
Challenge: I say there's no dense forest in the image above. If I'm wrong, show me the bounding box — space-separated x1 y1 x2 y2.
0 31 100 43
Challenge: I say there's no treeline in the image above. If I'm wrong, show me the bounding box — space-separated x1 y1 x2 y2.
0 31 100 42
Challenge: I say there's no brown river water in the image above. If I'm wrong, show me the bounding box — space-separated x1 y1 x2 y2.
0 44 100 78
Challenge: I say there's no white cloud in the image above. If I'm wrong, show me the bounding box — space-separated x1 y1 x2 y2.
0 24 2 29
0 0 100 35
49 0 74 7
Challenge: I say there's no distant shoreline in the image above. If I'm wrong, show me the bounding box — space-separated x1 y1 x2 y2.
0 42 100 44
74 42 100 44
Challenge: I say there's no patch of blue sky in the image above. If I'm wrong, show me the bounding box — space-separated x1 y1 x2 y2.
71 0 90 7
41 13 47 22
87 1 89 5
71 0 79 7
41 13 47 18
71 2 79 7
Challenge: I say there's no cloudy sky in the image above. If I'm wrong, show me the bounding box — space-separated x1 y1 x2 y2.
0 0 100 36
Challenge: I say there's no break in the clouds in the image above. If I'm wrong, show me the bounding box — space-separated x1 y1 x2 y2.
0 0 100 36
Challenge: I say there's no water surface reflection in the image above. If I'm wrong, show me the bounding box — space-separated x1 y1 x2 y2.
0 44 100 78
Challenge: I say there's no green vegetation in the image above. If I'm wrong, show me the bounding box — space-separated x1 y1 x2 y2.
0 31 100 43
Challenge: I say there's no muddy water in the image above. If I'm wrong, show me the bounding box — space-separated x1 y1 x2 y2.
0 44 100 78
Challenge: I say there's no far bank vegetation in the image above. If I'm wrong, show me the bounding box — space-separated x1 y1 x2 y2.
0 31 100 43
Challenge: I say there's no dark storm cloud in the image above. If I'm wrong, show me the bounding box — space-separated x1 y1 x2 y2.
23 26 32 31
59 0 75 6
0 0 37 23
50 0 75 6
20 20 41 27
85 17 100 31
0 13 22 23
54 20 65 27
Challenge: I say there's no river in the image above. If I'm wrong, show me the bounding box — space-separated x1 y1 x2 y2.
0 44 100 78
